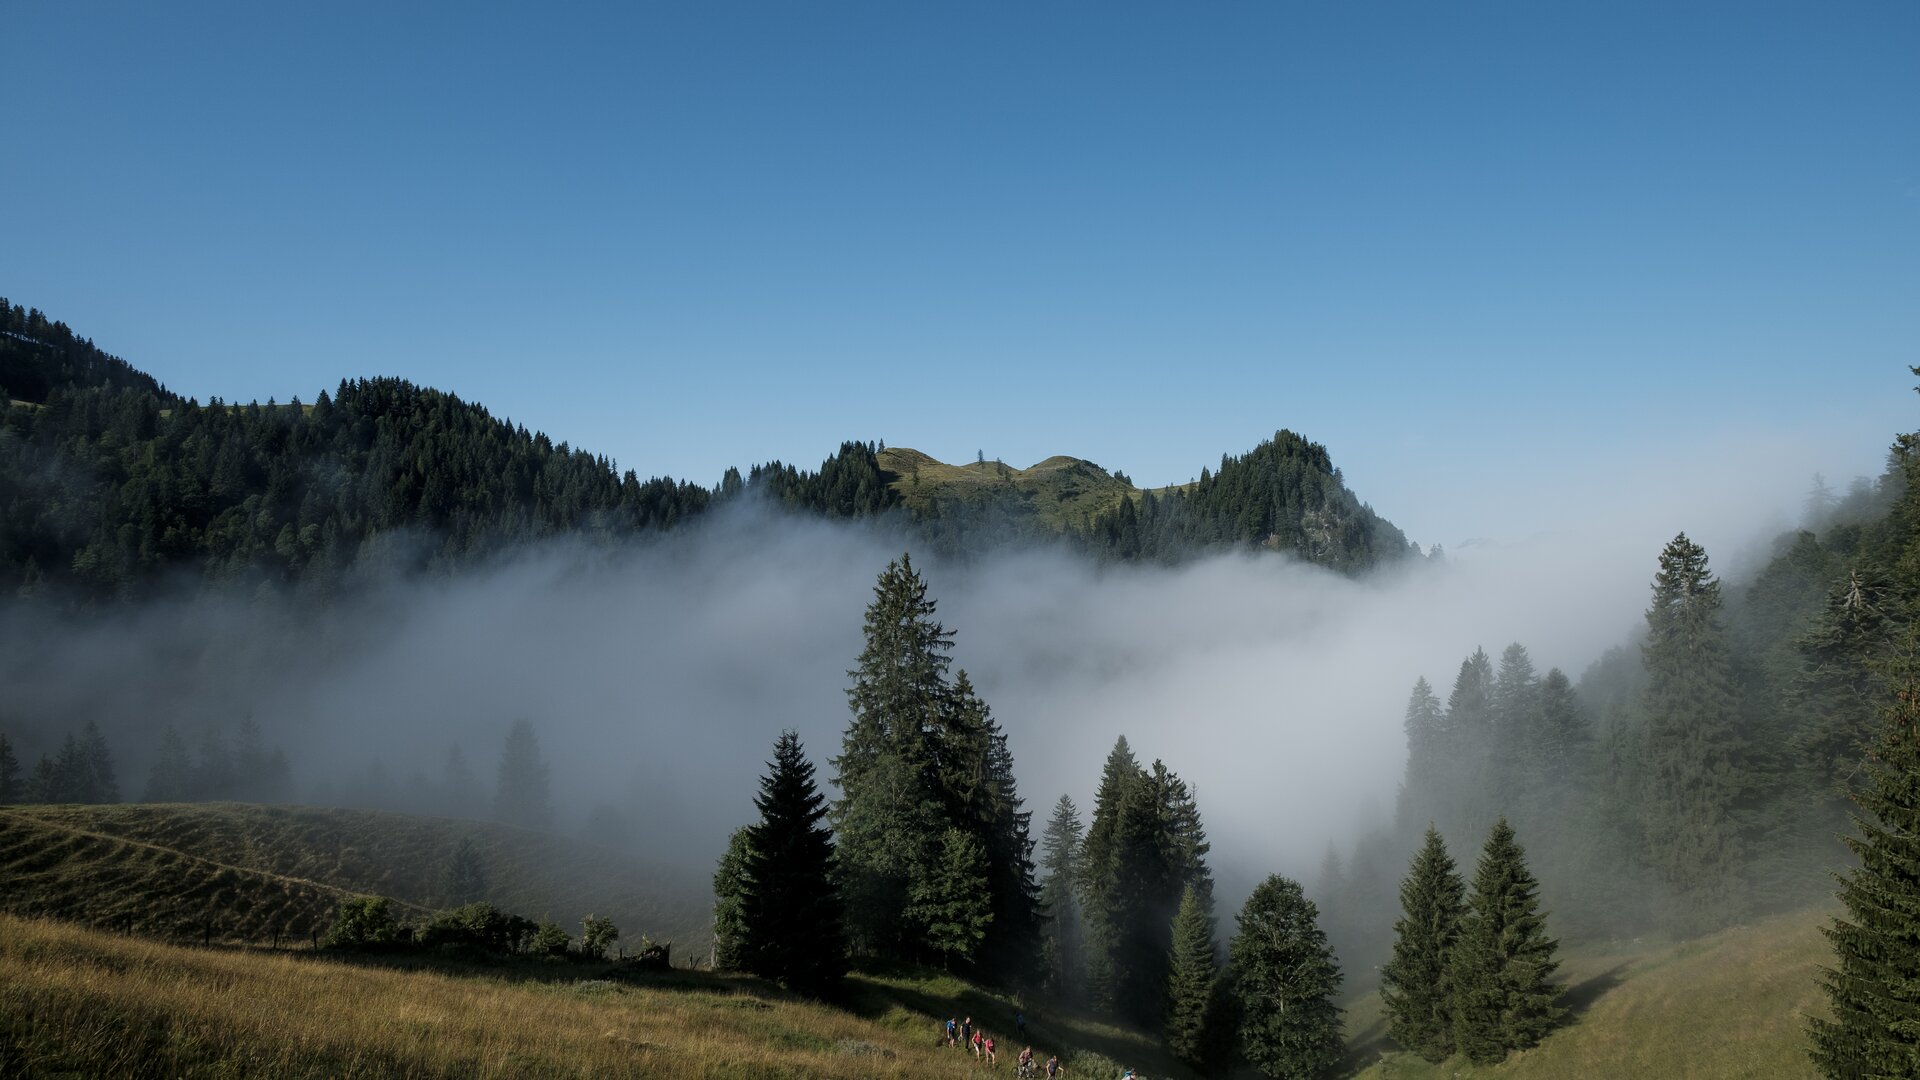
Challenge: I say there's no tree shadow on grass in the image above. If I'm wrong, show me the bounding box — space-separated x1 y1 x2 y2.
1560 962 1630 1022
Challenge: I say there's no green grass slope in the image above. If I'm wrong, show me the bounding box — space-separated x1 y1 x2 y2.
1346 907 1833 1080
879 446 1166 531
0 803 713 953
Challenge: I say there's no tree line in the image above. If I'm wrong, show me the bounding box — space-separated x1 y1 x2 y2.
2 297 1413 606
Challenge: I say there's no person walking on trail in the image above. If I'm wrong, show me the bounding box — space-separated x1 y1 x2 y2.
972 1029 984 1059
1015 1009 1026 1038
985 1035 997 1067
962 1017 973 1046
945 1017 957 1047
1045 1053 1064 1078
1017 1046 1034 1077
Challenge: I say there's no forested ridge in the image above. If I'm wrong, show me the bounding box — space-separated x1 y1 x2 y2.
0 299 1412 602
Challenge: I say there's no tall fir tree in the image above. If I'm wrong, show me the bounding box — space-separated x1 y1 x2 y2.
1443 649 1497 849
0 732 19 803
1810 625 1920 1077
1229 874 1344 1080
1165 883 1221 1071
832 553 955 957
1490 643 1541 819
492 718 553 832
711 826 754 973
1395 677 1446 838
1081 753 1215 1027
739 730 847 996
1381 825 1467 1064
79 721 119 803
1641 533 1746 934
1450 818 1564 1065
1039 794 1085 999
144 725 193 802
910 826 995 969
440 835 487 904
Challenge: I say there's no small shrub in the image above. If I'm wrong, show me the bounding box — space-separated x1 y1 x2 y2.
579 914 619 960
532 918 571 957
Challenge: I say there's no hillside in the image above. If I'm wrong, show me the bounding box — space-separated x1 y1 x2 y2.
1347 906 1831 1079
0 802 713 954
0 912 1189 1079
879 437 1416 571
0 297 1412 601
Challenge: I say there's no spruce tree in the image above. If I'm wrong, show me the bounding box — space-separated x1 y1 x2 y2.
1442 649 1496 848
911 826 994 969
711 826 754 973
492 718 552 832
1811 629 1920 1077
1165 883 1220 1071
145 725 193 802
0 732 19 803
740 730 847 996
1229 874 1344 1080
440 836 487 904
1641 533 1745 934
1395 677 1445 837
1450 818 1563 1064
1080 734 1144 1016
80 721 119 803
1039 794 1085 998
1381 825 1466 1063
1491 643 1540 819
832 553 954 957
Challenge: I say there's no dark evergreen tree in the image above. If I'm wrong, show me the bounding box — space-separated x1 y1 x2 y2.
441 835 487 904
0 733 18 803
492 718 552 832
144 725 193 802
1641 533 1745 934
1491 643 1540 817
1394 677 1445 838
1228 874 1344 1080
1165 883 1221 1071
712 826 754 973
1078 737 1216 1025
1811 628 1920 1077
1442 648 1497 849
1039 794 1085 998
1380 825 1467 1063
944 669 1043 981
739 730 847 996
442 743 487 820
1079 736 1142 1015
832 553 954 957
78 721 119 803
911 826 994 969
1450 818 1564 1065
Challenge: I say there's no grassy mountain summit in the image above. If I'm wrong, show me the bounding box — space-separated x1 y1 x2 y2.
880 433 1417 571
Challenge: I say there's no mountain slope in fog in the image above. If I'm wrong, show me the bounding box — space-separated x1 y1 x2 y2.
0 802 713 952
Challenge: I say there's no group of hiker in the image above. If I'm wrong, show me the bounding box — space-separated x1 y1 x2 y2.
940 1012 1066 1077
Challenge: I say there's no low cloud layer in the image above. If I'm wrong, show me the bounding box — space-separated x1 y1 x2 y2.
0 446 1843 899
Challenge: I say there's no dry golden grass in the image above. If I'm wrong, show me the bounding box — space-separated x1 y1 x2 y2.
0 913 1174 1079
1347 906 1833 1080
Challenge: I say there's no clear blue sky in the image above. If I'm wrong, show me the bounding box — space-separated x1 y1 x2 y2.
5 2 1916 546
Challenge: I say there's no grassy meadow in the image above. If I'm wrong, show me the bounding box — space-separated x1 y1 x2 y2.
0 803 712 951
877 447 1181 529
0 912 1184 1080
